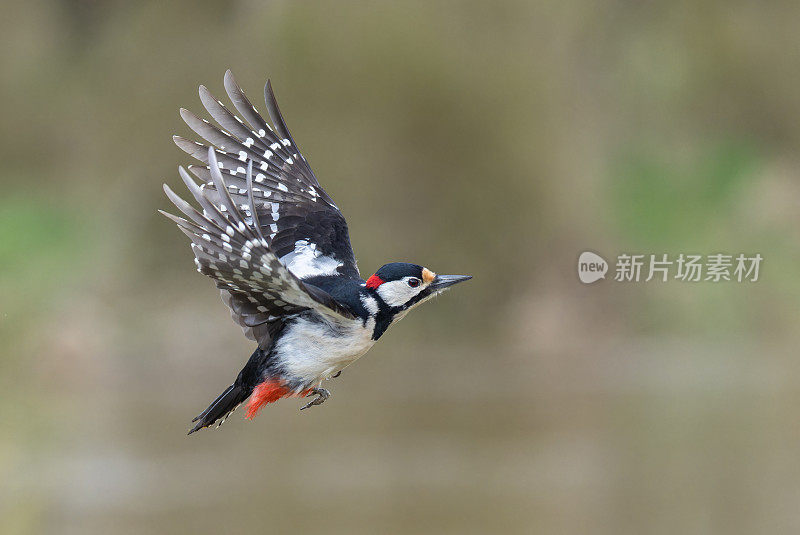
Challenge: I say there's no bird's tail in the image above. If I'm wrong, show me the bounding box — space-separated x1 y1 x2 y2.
188 383 250 435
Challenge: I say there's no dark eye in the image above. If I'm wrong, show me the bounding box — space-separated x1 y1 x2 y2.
407 278 420 288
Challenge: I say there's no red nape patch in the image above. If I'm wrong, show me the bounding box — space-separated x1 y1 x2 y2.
246 380 292 419
365 274 384 289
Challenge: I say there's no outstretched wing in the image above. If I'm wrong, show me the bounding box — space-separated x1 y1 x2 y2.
173 70 359 281
162 148 356 348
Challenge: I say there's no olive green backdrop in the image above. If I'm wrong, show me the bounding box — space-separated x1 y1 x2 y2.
2 1 800 533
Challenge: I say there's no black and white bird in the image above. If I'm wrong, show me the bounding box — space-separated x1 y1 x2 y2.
162 71 471 434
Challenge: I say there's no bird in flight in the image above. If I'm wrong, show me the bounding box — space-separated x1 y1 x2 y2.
162 71 471 434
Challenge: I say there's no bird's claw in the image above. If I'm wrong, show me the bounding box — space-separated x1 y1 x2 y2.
300 387 330 410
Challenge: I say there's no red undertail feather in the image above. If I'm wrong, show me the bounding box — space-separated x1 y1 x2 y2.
365 274 384 289
246 380 293 419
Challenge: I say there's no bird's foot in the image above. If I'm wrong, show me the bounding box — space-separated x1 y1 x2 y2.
300 387 330 410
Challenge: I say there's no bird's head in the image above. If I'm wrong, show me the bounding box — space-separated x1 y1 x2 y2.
365 262 471 310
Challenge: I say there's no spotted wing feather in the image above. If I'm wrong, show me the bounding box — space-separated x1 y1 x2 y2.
162 148 356 348
174 70 359 281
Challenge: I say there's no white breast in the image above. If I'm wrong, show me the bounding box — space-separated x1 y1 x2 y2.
274 314 376 385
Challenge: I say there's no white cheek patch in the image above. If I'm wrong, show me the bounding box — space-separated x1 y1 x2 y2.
376 279 423 307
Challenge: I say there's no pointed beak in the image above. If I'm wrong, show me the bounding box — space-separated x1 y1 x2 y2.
429 274 472 291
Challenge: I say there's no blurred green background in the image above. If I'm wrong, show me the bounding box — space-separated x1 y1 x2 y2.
2 1 800 533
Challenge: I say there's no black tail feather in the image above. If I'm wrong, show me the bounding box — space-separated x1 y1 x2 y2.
188 384 248 435
188 347 268 435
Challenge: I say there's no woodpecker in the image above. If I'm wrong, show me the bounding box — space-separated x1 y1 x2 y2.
162 71 471 434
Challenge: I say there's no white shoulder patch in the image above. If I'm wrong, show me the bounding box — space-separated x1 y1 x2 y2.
280 239 343 279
